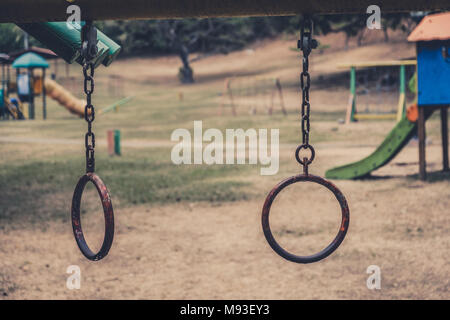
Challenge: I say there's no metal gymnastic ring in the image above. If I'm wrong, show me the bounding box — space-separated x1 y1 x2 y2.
262 174 349 264
71 173 114 261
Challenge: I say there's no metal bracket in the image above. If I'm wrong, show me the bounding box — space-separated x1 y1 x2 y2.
81 21 98 63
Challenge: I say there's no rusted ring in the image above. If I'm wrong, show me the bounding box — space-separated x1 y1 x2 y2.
262 174 349 264
71 173 114 261
295 144 315 165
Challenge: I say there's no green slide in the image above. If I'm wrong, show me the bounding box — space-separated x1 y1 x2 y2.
326 117 418 180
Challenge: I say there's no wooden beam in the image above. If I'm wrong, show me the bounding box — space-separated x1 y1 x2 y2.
1 0 450 23
353 113 397 120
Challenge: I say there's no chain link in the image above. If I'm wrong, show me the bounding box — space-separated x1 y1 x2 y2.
83 62 95 173
296 17 317 172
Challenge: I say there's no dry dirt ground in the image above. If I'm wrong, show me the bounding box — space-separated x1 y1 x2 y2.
0 31 449 299
1 140 449 300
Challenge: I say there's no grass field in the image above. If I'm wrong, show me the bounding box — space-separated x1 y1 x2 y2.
0 33 448 299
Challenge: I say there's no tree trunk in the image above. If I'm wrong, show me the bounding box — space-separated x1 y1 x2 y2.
344 34 350 50
383 28 389 42
178 44 194 84
357 29 365 46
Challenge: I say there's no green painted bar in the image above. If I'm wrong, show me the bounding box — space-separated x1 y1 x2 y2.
17 22 81 64
97 29 122 67
399 65 405 95
350 66 356 122
399 65 406 117
114 130 121 156
100 96 134 114
17 22 121 68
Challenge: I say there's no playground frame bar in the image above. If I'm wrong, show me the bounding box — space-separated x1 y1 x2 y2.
1 0 450 23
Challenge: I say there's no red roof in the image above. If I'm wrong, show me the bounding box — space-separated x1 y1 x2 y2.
8 46 57 60
408 12 450 42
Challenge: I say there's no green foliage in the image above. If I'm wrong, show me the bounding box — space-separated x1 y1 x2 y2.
0 24 23 53
1 14 415 56
96 14 412 57
0 23 43 53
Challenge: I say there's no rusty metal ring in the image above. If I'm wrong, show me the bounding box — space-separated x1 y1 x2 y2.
295 144 315 165
71 173 114 261
262 174 349 264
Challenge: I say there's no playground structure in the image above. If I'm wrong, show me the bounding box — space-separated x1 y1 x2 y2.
12 52 49 120
107 129 122 157
326 12 450 181
1 51 89 119
44 78 86 116
343 60 416 123
0 21 122 120
0 1 448 264
0 53 13 119
219 76 287 116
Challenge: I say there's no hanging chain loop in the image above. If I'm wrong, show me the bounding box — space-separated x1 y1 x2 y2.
81 21 98 173
296 17 318 172
261 15 349 265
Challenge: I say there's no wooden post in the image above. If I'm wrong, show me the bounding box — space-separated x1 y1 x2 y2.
1 64 5 91
42 68 46 120
269 82 274 116
54 59 58 79
275 78 287 115
441 106 449 171
418 105 427 180
28 68 34 120
219 78 236 116
6 65 10 91
107 130 114 156
345 66 356 124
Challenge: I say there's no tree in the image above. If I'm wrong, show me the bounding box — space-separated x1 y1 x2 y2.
0 24 25 53
101 17 283 83
96 14 418 83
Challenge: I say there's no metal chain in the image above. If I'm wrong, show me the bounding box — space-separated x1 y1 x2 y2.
84 63 95 173
296 17 317 173
81 21 98 173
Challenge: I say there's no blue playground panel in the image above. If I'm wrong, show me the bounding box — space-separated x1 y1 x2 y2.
0 88 4 108
417 41 450 106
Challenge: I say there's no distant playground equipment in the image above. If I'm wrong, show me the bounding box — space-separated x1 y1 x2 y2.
99 96 134 115
12 52 50 120
44 77 86 116
219 76 287 116
1 22 123 121
107 129 122 156
343 60 416 123
327 12 450 181
0 53 14 120
2 52 88 120
1 53 27 120
107 74 126 98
